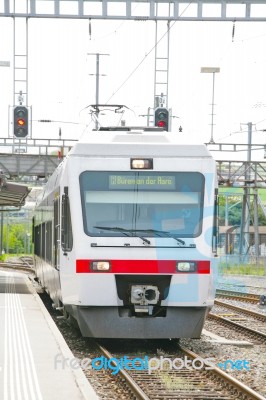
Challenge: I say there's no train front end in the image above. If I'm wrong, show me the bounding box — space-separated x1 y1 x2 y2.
62 129 218 339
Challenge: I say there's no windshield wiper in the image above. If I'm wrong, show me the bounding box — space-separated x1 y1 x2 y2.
133 229 186 245
93 226 151 245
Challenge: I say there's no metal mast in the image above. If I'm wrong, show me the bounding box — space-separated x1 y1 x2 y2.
154 18 170 109
11 0 29 108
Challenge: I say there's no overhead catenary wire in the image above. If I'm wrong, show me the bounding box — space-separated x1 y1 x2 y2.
216 129 247 141
105 2 193 104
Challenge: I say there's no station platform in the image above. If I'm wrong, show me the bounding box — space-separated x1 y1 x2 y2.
0 269 99 400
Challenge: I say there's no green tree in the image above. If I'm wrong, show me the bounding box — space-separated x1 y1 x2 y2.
219 194 266 227
219 195 242 226
3 224 28 254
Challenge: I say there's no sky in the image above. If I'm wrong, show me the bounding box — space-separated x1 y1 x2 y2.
1 10 266 161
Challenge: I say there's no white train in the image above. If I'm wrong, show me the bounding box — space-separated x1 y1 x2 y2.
33 127 218 338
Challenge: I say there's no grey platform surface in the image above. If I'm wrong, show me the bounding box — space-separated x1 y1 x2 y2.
0 269 99 400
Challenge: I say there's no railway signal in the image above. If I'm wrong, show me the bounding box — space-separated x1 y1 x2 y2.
13 106 28 138
154 107 169 131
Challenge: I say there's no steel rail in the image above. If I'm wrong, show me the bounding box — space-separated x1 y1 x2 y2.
96 343 150 400
208 313 266 341
214 299 266 321
216 290 260 304
180 345 266 400
0 262 33 273
97 339 266 400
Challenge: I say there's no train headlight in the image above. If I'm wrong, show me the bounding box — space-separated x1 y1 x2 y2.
176 261 197 272
90 261 111 271
130 158 153 169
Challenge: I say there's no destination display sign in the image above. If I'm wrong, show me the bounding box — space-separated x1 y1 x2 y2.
109 175 175 190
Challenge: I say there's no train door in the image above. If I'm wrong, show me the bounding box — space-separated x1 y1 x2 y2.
61 187 73 254
53 195 62 304
54 196 60 270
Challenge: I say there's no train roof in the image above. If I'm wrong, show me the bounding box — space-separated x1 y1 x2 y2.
69 128 213 158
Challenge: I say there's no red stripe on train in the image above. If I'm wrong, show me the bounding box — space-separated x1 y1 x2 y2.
76 259 210 274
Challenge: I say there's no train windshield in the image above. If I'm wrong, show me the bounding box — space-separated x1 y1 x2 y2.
80 171 205 238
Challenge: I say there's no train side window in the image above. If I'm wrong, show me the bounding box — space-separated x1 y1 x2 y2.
34 225 41 256
45 221 52 263
213 188 219 255
61 187 73 253
41 223 45 258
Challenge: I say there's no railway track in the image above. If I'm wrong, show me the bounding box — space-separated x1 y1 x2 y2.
37 289 266 400
218 282 265 291
216 289 261 304
95 341 265 400
0 259 34 272
208 298 266 344
214 299 266 321
208 312 266 343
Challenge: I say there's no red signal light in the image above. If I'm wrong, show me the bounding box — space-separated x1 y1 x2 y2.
157 120 166 128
